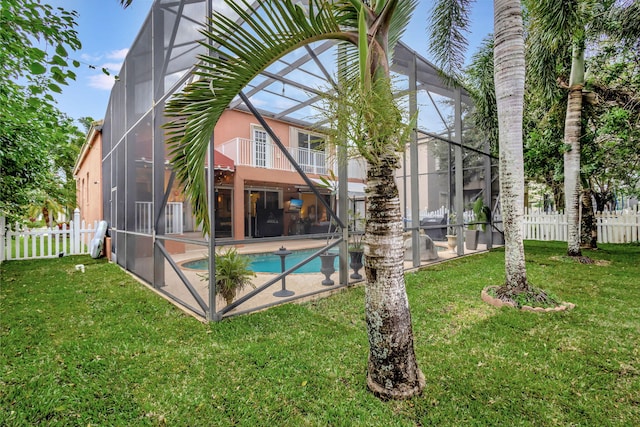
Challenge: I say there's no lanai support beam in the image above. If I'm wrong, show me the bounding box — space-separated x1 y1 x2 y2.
409 53 420 267
484 138 493 249
454 87 464 256
207 137 219 321
152 3 166 289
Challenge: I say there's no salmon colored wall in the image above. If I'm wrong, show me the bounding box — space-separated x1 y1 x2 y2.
216 110 329 239
214 110 294 147
75 130 103 227
81 109 331 241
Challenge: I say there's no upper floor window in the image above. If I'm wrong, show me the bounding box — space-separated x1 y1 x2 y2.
252 126 270 168
294 129 326 174
297 131 324 151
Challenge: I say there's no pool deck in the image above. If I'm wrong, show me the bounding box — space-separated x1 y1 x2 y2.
146 237 492 321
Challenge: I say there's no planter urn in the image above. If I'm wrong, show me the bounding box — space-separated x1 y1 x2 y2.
320 252 337 286
349 250 363 280
465 229 479 250
446 235 457 253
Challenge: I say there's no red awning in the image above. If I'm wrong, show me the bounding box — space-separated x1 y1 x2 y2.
213 150 235 171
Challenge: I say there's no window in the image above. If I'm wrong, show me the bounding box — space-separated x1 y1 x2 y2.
295 130 325 174
252 126 269 168
297 131 324 151
86 172 90 206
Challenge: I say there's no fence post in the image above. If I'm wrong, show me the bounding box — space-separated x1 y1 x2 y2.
0 216 5 263
72 208 81 255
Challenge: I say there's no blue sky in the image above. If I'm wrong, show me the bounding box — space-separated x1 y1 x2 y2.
50 0 493 124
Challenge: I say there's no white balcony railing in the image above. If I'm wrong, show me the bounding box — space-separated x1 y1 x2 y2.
219 137 328 175
135 202 183 235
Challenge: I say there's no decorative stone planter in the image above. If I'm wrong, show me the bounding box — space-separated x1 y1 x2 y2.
481 286 576 312
465 229 479 250
349 250 363 280
446 235 457 253
320 252 338 286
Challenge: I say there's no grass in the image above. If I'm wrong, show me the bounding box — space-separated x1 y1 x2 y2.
1 241 639 426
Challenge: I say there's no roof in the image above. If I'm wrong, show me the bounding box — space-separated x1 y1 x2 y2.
72 120 104 178
213 150 234 171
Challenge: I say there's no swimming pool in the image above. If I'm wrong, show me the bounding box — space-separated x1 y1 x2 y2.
181 249 335 274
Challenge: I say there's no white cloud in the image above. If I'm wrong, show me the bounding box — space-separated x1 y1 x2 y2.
81 53 103 63
248 96 267 107
88 73 118 90
101 62 124 73
107 48 129 60
212 0 236 16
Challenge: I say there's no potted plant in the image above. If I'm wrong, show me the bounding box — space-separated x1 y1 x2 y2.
466 197 489 250
316 172 340 285
446 212 457 253
213 248 256 306
348 207 365 279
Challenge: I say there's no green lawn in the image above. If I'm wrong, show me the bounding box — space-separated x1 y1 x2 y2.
1 241 639 426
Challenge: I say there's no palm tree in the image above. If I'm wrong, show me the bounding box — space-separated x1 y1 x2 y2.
465 37 498 151
525 0 589 257
164 0 424 399
492 0 528 292
429 0 531 295
526 0 640 257
26 190 64 228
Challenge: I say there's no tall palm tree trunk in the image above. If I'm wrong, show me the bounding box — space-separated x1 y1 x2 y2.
581 187 597 248
364 153 425 399
564 44 585 257
494 0 529 293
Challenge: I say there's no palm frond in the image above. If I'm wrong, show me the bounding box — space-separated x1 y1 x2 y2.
387 0 417 54
427 0 474 84
605 0 640 48
525 23 569 101
525 0 585 40
464 36 498 148
164 0 359 234
523 0 581 100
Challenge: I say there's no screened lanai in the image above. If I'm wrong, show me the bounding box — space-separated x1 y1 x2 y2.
100 0 500 321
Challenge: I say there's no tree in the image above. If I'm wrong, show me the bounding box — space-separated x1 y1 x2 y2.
583 41 640 208
0 0 82 106
522 103 565 211
164 0 424 399
523 36 639 246
465 37 498 152
582 26 640 207
0 80 83 222
77 117 97 134
1 0 86 222
525 0 640 256
525 0 589 257
492 0 529 293
429 0 534 297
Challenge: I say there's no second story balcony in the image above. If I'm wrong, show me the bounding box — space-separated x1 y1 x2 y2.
219 137 328 175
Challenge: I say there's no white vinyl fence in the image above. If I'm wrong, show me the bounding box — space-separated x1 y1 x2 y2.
0 208 97 262
523 207 640 244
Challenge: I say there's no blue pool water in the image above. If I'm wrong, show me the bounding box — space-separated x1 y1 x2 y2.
182 249 335 274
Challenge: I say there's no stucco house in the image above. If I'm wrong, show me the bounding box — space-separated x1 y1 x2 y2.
73 121 104 227
76 0 495 320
